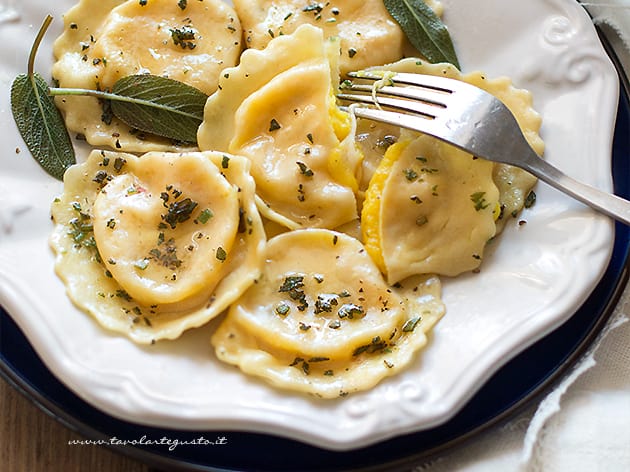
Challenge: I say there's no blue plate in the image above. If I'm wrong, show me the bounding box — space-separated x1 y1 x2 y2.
2 34 629 472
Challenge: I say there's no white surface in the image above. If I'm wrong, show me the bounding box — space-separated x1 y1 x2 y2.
0 0 619 450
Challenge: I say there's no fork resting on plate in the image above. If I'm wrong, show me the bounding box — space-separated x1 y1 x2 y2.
338 72 630 226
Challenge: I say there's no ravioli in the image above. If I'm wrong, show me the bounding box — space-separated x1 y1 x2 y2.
359 59 544 280
52 0 242 151
232 0 443 76
363 134 499 281
50 150 265 343
212 229 444 398
197 24 362 230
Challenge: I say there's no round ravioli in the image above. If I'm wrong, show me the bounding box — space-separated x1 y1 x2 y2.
358 60 544 280
197 24 362 230
50 150 265 343
233 0 443 76
211 229 445 398
92 152 240 305
52 0 242 151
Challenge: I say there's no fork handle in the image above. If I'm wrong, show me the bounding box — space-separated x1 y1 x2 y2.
524 154 630 226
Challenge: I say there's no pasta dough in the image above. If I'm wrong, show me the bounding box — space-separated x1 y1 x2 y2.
50 150 265 343
197 24 362 230
232 0 443 76
212 229 444 398
52 0 242 151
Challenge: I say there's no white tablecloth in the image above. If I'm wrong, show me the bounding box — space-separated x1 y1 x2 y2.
418 2 630 469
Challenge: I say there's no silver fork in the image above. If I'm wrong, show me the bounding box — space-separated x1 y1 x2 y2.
338 72 630 226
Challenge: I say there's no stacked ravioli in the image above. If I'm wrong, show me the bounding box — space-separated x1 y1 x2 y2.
50 0 543 398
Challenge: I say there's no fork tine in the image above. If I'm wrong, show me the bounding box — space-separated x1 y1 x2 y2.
337 92 440 119
342 83 448 108
345 106 445 145
347 71 456 93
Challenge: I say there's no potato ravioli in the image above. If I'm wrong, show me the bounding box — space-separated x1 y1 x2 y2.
197 24 362 230
212 230 444 398
52 0 242 151
51 150 265 343
50 0 544 397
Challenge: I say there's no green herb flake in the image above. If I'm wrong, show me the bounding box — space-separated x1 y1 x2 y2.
524 190 537 209
296 161 314 177
216 246 227 262
93 170 110 185
314 293 338 314
275 303 290 316
403 168 418 181
337 303 365 319
113 157 126 172
308 356 330 363
402 316 421 332
115 289 132 302
149 237 182 270
170 25 196 50
416 215 428 226
352 336 388 356
328 320 341 329
470 191 490 211
161 188 198 229
269 118 282 132
302 3 323 14
279 275 305 293
196 208 213 224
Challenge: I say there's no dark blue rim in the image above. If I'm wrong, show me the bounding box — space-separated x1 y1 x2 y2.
2 34 629 472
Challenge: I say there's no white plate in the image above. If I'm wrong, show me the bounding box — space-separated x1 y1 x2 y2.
0 0 619 450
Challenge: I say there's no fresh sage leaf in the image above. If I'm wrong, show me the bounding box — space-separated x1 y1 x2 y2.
384 0 460 69
10 15 75 181
109 75 209 143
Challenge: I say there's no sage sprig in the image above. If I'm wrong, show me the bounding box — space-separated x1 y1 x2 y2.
110 75 207 143
11 15 75 180
384 0 460 69
11 16 209 181
49 75 209 144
